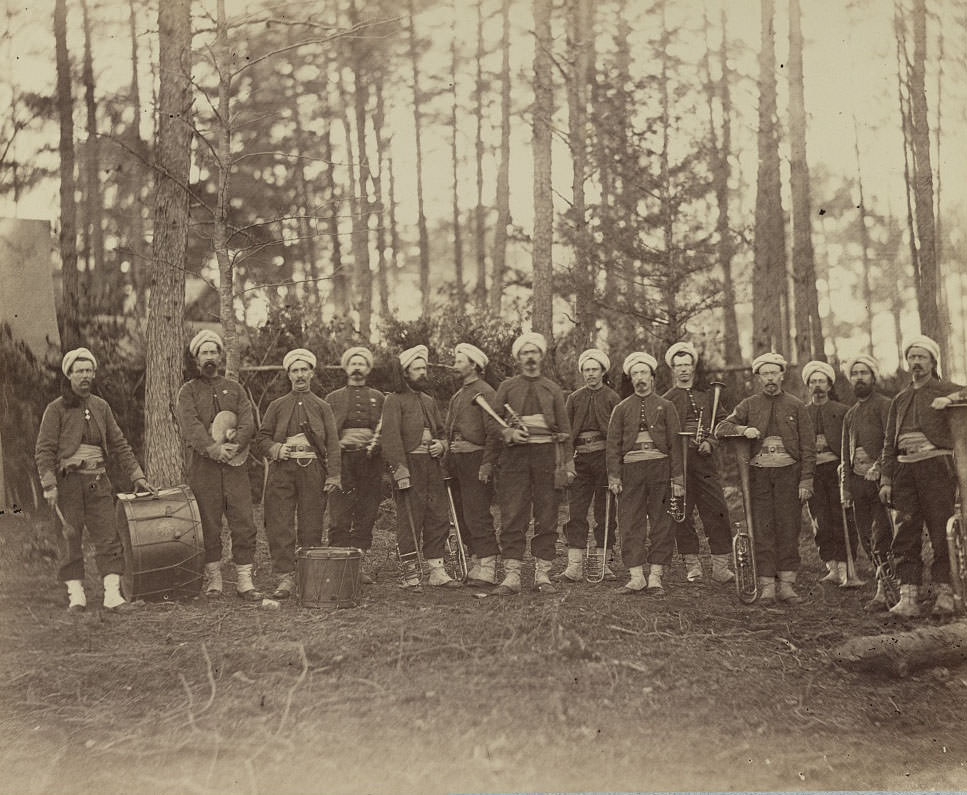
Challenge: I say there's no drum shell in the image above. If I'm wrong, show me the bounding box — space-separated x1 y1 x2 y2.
297 547 361 609
116 485 205 601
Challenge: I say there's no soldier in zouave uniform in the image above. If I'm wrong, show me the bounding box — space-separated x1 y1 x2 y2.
326 346 385 582
444 342 500 586
661 341 734 585
557 348 620 583
879 336 966 617
381 345 460 592
716 352 815 606
176 330 262 600
606 352 684 596
35 348 155 612
839 354 894 611
255 349 342 600
488 332 576 595
801 360 854 586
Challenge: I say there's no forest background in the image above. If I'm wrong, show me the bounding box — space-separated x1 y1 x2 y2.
0 0 965 499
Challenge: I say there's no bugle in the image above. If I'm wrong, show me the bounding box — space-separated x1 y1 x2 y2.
945 401 967 612
443 476 470 581
724 434 758 603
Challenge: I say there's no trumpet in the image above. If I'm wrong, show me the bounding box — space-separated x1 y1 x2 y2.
724 434 758 603
945 401 967 612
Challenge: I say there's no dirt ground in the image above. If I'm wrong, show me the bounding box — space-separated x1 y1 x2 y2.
2 501 967 795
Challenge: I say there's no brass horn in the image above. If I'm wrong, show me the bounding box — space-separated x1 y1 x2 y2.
724 434 758 603
667 431 690 523
585 490 613 584
945 401 967 612
472 393 510 429
443 476 470 581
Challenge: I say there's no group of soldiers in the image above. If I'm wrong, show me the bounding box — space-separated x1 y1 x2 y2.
35 328 965 617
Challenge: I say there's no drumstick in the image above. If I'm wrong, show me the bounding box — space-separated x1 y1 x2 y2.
54 503 76 540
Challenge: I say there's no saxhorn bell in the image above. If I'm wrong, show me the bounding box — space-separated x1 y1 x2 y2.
945 401 967 613
724 434 758 603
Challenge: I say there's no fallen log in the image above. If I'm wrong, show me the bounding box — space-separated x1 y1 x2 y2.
831 620 967 678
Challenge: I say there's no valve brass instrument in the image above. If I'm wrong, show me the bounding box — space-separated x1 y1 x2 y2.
443 476 470 581
395 480 425 585
868 544 900 608
586 490 613 583
472 393 510 429
839 499 866 589
503 403 529 436
723 434 758 603
945 401 967 612
668 431 690 523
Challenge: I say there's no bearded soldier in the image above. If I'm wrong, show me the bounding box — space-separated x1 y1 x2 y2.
801 360 854 586
35 348 155 612
326 346 384 581
840 354 894 611
488 332 575 595
176 330 262 600
662 341 734 585
607 352 684 596
715 352 815 605
255 348 341 600
557 348 620 583
444 342 500 586
382 345 459 591
880 336 965 617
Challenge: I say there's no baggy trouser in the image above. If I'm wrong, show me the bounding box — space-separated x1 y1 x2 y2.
808 461 857 562
891 457 956 586
849 472 893 564
749 464 801 579
449 449 498 558
673 448 733 556
328 450 383 550
496 444 560 561
616 458 673 569
56 471 123 581
394 454 450 561
564 450 616 551
189 454 258 566
264 458 328 574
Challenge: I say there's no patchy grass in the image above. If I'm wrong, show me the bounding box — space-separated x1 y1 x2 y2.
2 504 967 794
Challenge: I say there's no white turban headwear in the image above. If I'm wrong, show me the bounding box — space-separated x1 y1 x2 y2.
801 360 835 386
577 348 610 373
752 352 787 374
843 354 880 382
283 348 316 372
622 352 657 376
455 342 488 371
511 332 547 359
664 341 698 369
62 348 97 377
902 335 941 374
189 329 223 358
399 344 429 371
341 346 374 371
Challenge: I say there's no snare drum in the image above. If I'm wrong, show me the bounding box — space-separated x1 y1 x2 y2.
116 485 205 601
297 547 361 608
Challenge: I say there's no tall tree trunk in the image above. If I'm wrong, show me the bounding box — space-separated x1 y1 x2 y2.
703 8 742 368
450 0 465 310
407 0 431 314
80 0 106 309
290 79 320 310
145 0 191 485
567 0 595 345
54 0 80 349
349 0 372 338
387 152 401 307
490 0 511 314
373 76 391 320
127 0 147 311
852 114 875 351
752 0 786 355
472 0 486 312
908 0 942 358
213 0 240 380
657 0 677 347
895 5 919 318
321 115 348 315
787 0 824 363
337 69 361 321
531 0 554 337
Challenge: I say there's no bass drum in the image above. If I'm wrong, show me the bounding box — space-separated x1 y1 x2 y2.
116 485 205 601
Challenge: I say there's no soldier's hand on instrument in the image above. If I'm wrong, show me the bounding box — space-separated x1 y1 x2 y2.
565 469 576 486
932 396 952 411
742 427 760 440
672 482 685 498
798 486 813 502
397 477 411 490
697 440 713 456
134 477 158 496
878 485 892 506
478 463 493 483
428 440 445 458
608 477 622 495
43 485 58 508
511 429 529 445
842 497 853 509
324 478 341 493
864 467 879 482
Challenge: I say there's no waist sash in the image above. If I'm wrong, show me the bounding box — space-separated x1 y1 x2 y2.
61 443 106 475
623 430 666 463
897 431 951 463
283 433 317 460
751 435 796 468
